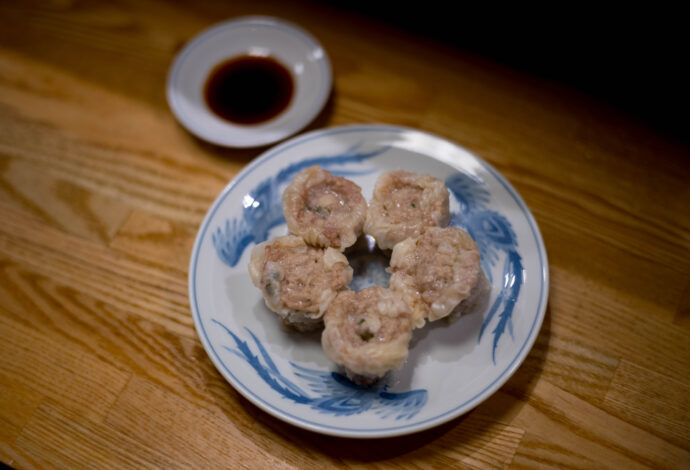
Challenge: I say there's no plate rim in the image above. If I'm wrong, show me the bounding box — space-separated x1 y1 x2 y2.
166 15 333 148
188 124 550 438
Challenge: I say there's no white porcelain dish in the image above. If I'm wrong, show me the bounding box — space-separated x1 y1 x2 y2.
189 124 549 438
167 16 332 148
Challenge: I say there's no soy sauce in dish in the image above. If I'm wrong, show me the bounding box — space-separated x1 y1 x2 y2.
204 55 294 125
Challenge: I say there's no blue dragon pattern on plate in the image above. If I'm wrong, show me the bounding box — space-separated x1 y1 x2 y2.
214 320 428 420
210 143 523 419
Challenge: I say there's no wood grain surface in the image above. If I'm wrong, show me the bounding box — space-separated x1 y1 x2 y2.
1 1 689 468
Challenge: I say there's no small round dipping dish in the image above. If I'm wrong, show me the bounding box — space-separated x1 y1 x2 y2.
167 16 332 148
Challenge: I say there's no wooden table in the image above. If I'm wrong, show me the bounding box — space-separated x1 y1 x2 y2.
1 1 688 468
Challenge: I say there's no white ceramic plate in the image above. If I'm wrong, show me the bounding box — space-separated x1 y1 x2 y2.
189 124 549 438
167 16 332 148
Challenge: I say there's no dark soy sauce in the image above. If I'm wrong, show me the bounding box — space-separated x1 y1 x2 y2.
204 55 294 125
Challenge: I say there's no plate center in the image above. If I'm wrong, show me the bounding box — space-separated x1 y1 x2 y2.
346 235 391 291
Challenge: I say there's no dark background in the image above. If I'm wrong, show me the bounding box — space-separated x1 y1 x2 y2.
327 2 688 143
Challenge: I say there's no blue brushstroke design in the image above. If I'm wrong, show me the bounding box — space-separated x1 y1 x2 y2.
213 320 428 420
213 141 524 411
446 172 523 364
214 320 310 403
212 143 387 267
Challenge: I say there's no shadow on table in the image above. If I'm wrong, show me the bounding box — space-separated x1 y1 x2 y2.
207 303 552 464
